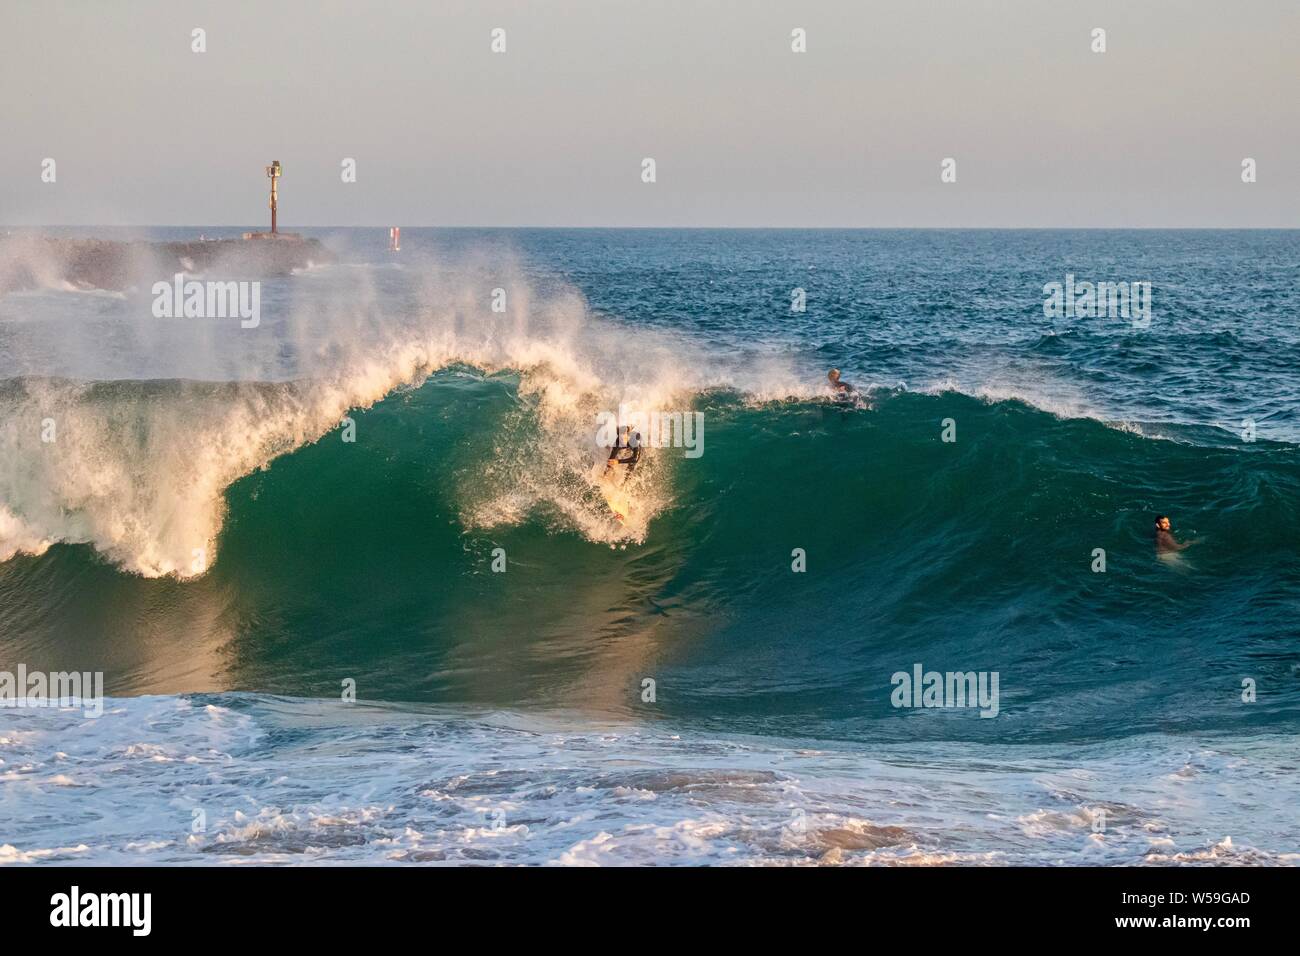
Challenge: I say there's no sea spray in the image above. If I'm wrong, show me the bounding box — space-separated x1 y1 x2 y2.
0 255 805 575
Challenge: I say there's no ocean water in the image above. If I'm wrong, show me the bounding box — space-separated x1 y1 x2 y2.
1 228 1297 865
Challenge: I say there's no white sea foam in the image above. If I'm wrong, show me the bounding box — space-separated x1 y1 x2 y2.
1 694 1294 867
0 255 809 576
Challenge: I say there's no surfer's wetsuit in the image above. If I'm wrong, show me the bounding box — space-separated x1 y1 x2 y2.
606 429 642 474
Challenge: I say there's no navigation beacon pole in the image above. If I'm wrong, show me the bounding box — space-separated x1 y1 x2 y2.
266 160 282 235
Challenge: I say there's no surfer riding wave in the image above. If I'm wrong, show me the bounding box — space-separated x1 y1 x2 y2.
604 424 642 478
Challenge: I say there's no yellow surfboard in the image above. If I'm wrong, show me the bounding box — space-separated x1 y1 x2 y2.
594 457 631 524
601 482 630 523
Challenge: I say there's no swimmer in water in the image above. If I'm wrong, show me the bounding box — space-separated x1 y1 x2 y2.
1153 515 1197 554
828 368 856 398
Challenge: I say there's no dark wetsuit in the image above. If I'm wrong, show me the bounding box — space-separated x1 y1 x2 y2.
607 430 642 473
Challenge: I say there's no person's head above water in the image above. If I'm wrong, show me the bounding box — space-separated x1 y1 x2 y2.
828 369 841 384
1155 515 1171 532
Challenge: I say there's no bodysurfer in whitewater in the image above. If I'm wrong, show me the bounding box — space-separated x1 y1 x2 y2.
828 368 856 398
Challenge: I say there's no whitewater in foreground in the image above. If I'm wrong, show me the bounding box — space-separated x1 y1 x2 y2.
4 694 1297 866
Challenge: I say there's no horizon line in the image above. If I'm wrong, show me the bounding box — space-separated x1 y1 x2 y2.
4 224 1298 232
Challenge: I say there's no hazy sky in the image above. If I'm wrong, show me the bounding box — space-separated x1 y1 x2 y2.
2 0 1297 227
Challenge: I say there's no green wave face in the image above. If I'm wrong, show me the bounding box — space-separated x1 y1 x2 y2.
3 372 1296 745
